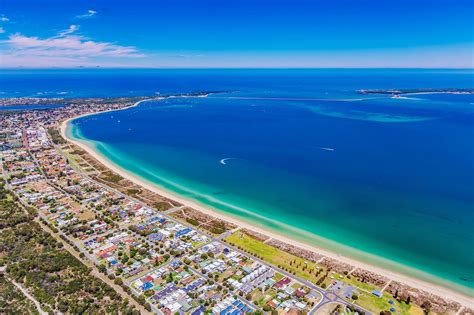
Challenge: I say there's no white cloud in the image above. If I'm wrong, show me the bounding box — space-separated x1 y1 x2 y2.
0 15 9 22
55 25 80 37
76 10 97 19
0 24 145 68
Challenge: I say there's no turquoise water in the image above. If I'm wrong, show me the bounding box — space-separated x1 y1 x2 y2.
52 69 474 295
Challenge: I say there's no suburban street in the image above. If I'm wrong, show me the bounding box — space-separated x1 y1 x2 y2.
47 141 371 314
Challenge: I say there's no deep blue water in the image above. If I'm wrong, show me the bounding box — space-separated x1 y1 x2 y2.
1 68 473 98
2 69 473 295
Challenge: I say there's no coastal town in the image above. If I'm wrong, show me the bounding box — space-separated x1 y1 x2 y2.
0 97 472 315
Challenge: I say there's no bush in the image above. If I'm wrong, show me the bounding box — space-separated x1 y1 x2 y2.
98 264 107 273
186 218 199 226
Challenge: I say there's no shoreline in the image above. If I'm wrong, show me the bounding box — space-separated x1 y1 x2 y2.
60 100 474 308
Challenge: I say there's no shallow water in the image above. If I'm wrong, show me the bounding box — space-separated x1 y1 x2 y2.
3 68 473 294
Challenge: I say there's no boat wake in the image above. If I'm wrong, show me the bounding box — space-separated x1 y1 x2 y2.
220 157 238 165
319 147 335 152
392 95 423 100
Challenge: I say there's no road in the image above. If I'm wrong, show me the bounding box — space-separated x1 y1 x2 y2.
0 152 152 315
46 143 372 315
1 135 371 315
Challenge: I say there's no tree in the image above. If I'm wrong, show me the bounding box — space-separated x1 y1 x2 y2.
121 255 129 264
98 264 107 273
144 290 154 297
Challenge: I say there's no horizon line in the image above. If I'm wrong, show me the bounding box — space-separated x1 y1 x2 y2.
1 67 473 70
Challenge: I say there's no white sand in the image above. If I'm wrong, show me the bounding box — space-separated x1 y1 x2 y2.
60 101 474 308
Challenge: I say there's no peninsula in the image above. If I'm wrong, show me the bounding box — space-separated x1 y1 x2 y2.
357 88 474 95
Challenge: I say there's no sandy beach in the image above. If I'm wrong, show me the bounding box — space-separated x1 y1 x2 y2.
60 100 474 308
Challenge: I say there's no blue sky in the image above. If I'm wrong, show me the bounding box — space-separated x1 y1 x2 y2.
0 0 473 68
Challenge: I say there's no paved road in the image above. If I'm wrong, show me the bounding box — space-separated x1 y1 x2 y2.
163 205 186 214
186 265 258 312
36 141 372 314
1 152 153 315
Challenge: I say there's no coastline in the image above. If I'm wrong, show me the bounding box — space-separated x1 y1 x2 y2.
60 100 474 308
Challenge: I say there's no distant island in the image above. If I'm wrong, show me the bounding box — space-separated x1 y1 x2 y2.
358 88 474 95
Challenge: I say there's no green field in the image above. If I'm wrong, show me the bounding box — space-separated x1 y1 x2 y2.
225 231 425 315
225 231 328 284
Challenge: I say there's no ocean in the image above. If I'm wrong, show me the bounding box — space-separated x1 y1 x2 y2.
2 69 473 295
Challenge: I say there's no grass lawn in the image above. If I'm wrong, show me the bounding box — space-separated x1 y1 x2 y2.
225 231 424 315
62 149 84 167
354 290 423 315
77 208 95 220
292 282 303 289
191 241 205 248
273 273 285 281
250 288 266 307
218 268 236 282
225 231 326 285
